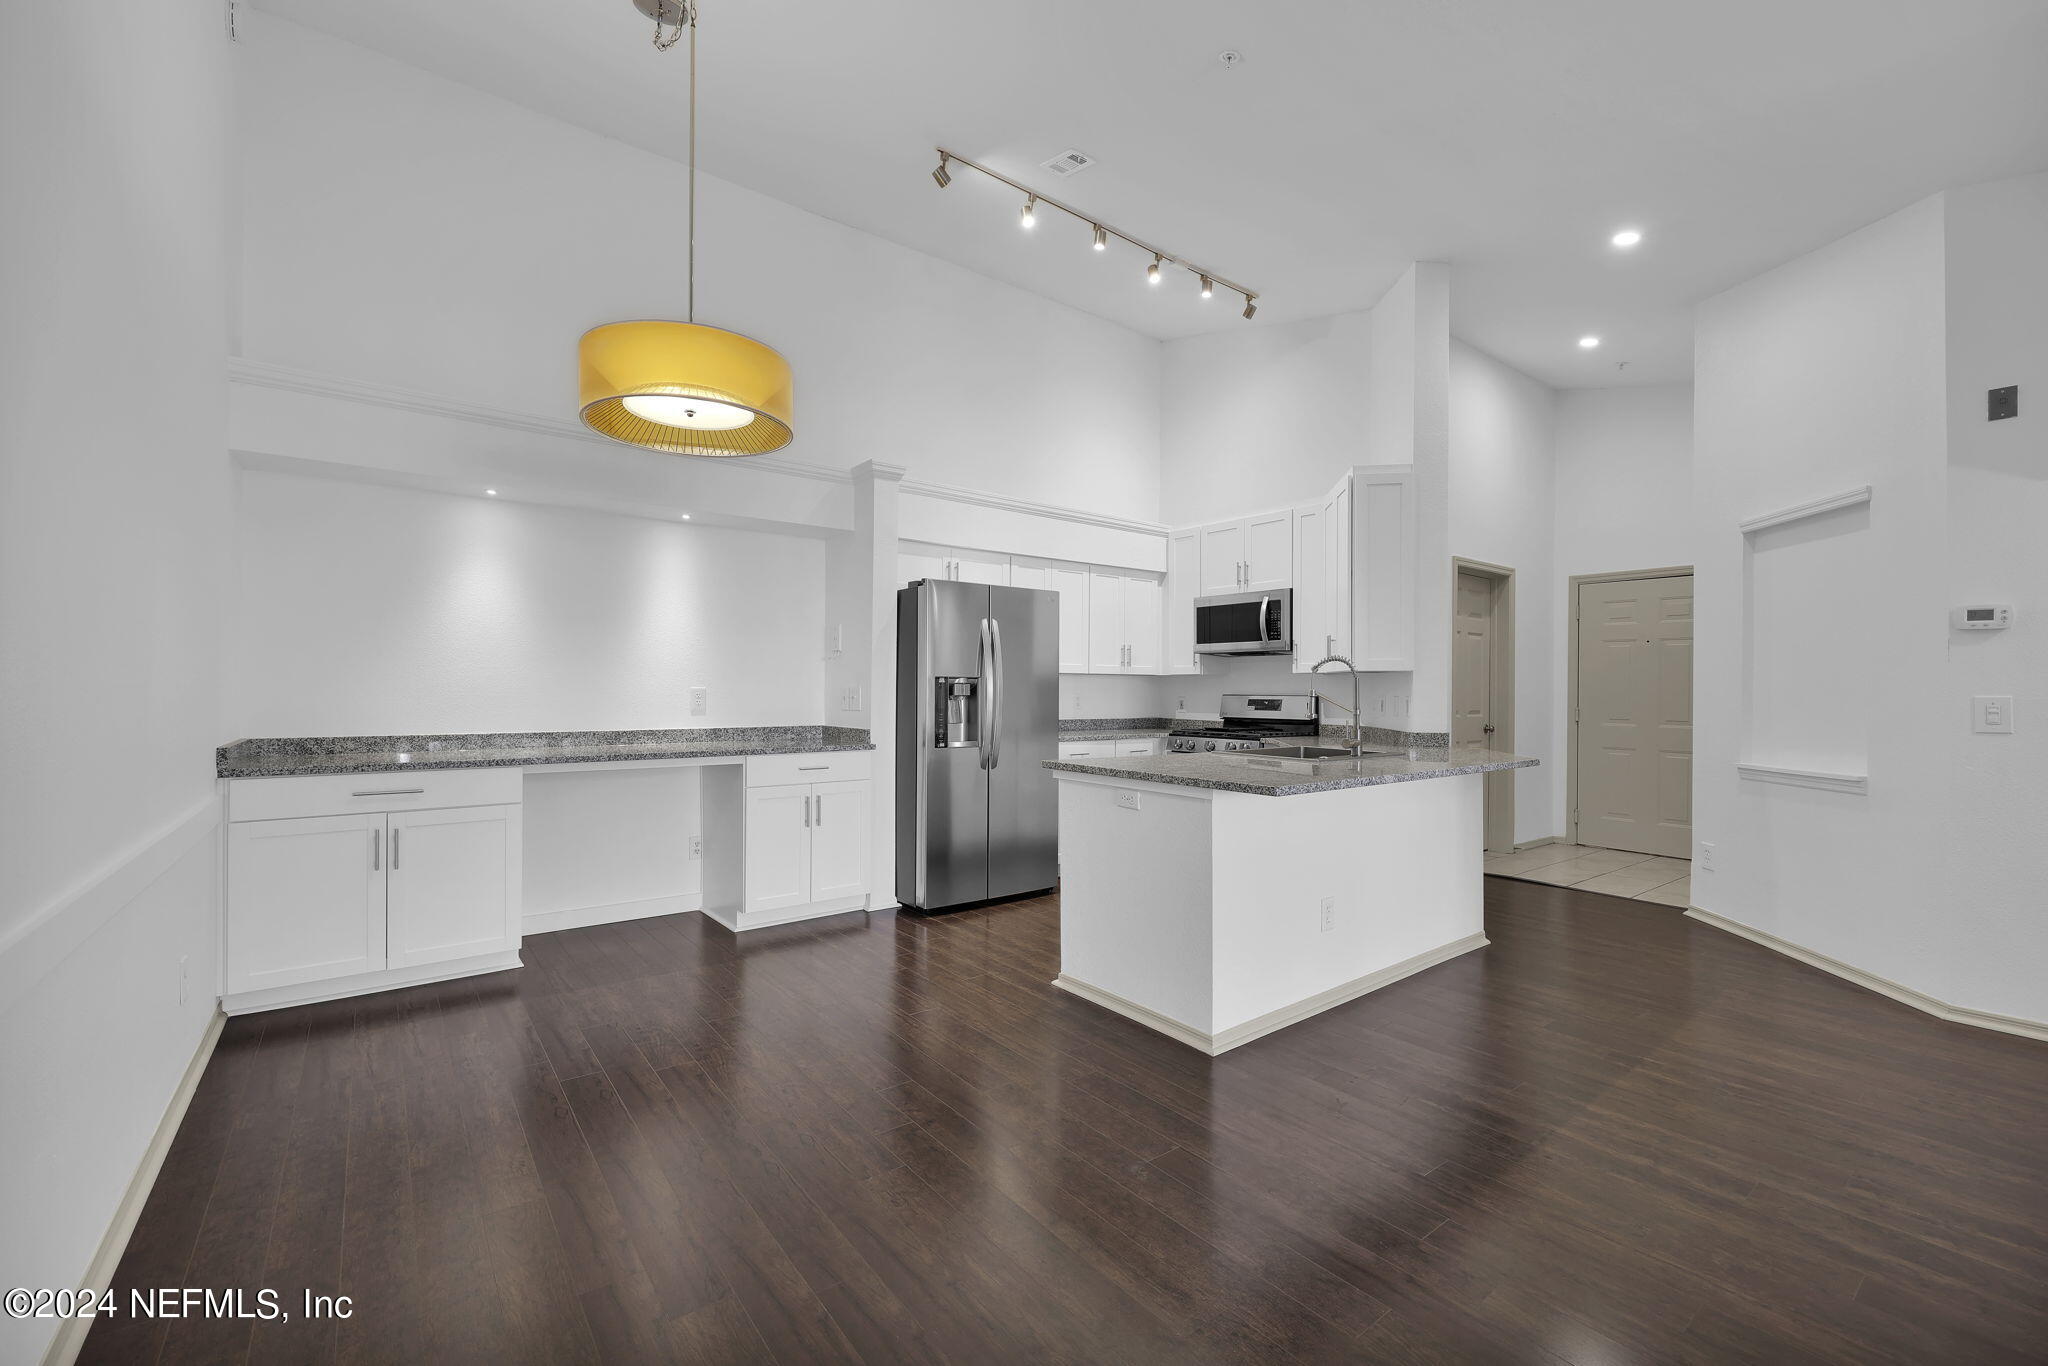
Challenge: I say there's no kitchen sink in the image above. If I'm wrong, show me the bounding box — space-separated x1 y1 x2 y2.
1248 745 1360 760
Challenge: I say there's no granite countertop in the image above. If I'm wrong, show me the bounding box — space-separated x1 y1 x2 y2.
218 726 873 779
1043 747 1537 797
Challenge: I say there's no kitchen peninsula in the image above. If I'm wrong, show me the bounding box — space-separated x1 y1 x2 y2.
1045 745 1536 1054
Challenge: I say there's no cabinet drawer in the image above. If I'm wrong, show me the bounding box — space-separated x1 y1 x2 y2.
1057 742 1110 761
746 750 872 788
228 768 524 823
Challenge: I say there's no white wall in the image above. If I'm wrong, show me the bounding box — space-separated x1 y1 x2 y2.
1939 170 2048 1022
0 0 232 1357
1551 384 1694 830
1158 312 1373 526
1448 340 1557 842
236 14 1163 523
231 470 827 736
1692 196 1954 1003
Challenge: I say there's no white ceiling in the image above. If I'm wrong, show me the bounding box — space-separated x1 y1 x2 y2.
251 0 2048 387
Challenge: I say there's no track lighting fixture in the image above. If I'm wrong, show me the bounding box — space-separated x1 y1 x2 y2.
924 146 1259 320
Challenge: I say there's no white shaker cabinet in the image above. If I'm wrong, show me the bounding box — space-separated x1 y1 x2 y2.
1086 569 1165 673
743 783 815 914
1163 528 1200 674
385 804 521 969
899 540 1009 586
807 779 871 904
227 813 389 995
1195 512 1293 594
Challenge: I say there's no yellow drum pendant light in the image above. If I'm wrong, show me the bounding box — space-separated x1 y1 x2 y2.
579 321 792 457
579 0 792 458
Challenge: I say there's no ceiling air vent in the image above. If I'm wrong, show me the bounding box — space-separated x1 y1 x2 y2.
1039 149 1096 178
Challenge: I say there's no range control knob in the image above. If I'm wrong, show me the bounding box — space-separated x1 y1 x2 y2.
1204 740 1218 752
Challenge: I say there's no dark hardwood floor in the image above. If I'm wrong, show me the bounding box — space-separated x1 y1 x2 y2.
82 877 2048 1365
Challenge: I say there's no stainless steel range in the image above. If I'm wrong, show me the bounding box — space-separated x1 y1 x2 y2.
1166 693 1320 753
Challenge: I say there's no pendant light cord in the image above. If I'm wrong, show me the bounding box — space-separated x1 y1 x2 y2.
651 1 699 322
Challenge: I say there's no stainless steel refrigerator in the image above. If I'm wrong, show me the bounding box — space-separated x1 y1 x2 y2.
896 579 1058 912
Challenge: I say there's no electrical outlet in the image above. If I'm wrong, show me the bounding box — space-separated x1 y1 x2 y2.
841 685 863 712
1320 896 1336 932
688 835 703 860
1698 843 1715 872
1114 790 1141 811
178 955 189 1006
689 686 708 716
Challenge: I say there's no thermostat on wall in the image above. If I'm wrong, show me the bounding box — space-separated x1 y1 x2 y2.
1951 604 2014 630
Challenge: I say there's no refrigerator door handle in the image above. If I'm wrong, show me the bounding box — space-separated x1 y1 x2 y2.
914 579 937 906
986 616 1004 771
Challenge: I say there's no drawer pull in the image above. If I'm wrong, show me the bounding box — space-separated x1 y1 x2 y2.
351 787 426 797
797 765 829 771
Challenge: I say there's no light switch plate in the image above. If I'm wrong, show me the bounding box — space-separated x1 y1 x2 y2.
1973 695 2015 734
840 685 863 712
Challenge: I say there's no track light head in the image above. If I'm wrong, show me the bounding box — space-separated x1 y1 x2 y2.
932 155 951 189
1092 225 1107 251
1242 297 1257 320
1147 255 1162 285
1199 275 1213 299
1020 196 1036 229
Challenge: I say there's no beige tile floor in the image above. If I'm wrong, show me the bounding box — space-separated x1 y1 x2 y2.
1483 842 1692 906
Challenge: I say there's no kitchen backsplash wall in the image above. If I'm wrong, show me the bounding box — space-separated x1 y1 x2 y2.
1159 654 1413 723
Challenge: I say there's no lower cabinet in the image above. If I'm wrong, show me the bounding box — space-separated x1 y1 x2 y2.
226 785 522 1010
1057 737 1161 761
743 780 871 916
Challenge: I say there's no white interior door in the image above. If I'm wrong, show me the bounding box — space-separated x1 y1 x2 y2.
1242 511 1292 590
226 813 387 993
1123 575 1163 673
745 784 813 913
386 804 519 968
1087 569 1126 671
1199 521 1245 594
1576 574 1694 858
807 780 870 904
1452 571 1495 759
1050 562 1091 673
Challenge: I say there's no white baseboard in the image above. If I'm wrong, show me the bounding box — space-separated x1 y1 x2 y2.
523 892 700 936
221 949 523 1015
1512 835 1564 852
1055 932 1490 1056
41 1009 225 1366
1685 907 2048 1044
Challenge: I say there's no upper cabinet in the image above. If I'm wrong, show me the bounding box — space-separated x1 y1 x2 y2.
1087 569 1165 674
899 541 1009 586
1290 467 1413 672
1162 529 1200 674
1194 511 1293 595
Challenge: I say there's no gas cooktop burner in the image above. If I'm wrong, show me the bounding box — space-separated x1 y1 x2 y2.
1166 693 1322 754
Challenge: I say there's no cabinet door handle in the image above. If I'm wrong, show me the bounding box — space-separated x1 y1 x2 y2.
391 828 400 869
352 787 424 797
815 794 824 827
371 828 380 871
803 795 811 828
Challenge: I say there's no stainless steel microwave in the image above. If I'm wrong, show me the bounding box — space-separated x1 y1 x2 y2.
1194 589 1292 656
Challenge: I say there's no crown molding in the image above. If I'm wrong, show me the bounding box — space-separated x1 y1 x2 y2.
897 475 1167 538
225 357 851 486
1739 485 1871 536
228 357 1167 537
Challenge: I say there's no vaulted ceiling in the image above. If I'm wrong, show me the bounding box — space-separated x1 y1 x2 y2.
252 0 2048 386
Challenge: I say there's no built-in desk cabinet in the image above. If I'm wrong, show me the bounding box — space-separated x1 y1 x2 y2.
224 770 523 1013
705 750 875 931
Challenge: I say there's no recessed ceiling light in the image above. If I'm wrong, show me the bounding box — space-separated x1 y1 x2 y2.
1578 336 1601 349
485 488 498 495
680 514 691 520
1610 228 1643 248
